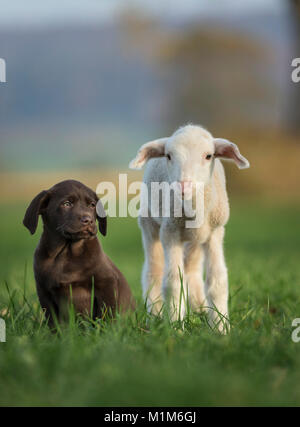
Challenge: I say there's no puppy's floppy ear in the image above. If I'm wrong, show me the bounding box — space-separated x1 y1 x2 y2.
96 199 107 236
23 190 50 234
214 138 250 169
129 137 168 170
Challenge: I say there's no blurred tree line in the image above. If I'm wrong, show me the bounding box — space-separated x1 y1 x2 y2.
119 7 300 197
119 8 278 136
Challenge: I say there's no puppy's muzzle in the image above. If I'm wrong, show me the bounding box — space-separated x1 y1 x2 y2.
80 215 93 226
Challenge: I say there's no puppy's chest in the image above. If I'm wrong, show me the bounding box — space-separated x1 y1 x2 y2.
43 253 96 288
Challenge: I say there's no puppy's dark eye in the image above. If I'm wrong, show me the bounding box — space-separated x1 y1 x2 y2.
89 202 96 208
206 154 212 160
166 153 171 161
62 201 72 207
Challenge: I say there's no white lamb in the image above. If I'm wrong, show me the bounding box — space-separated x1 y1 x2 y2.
129 124 249 332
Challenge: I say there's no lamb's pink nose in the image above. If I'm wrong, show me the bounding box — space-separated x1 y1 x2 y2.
179 181 193 195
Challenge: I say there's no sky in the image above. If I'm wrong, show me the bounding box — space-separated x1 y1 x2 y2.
0 0 286 29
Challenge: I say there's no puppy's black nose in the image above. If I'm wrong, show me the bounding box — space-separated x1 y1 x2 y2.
80 215 93 225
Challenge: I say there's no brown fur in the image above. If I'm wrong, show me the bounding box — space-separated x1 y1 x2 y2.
23 180 135 327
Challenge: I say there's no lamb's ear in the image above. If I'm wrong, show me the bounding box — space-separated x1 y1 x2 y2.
214 138 250 169
129 138 168 170
23 190 50 234
96 199 107 236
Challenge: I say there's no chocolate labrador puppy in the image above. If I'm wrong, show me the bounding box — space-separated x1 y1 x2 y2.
23 180 135 326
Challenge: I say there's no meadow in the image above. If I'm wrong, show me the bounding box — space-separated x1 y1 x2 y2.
0 199 300 406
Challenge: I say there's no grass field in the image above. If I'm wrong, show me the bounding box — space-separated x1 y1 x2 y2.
0 200 300 406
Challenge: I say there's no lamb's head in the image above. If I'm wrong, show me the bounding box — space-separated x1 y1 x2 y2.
129 124 250 199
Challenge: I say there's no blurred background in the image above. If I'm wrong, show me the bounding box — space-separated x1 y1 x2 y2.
2 2 300 407
0 0 299 200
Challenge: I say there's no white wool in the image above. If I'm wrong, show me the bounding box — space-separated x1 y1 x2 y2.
129 124 250 333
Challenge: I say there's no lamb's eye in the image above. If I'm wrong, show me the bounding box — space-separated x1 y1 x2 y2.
206 154 212 160
166 154 171 161
62 201 72 207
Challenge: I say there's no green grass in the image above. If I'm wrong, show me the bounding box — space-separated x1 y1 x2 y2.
0 200 300 406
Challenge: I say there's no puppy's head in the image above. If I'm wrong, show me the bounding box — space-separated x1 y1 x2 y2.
23 180 107 239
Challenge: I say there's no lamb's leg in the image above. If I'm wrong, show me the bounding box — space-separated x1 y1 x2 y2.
204 226 230 333
140 218 164 315
160 227 185 321
184 242 206 312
